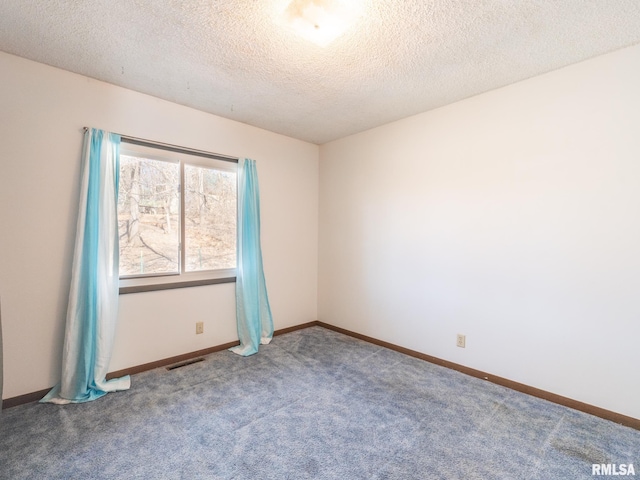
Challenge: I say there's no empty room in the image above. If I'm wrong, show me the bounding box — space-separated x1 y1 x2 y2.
0 1 639 479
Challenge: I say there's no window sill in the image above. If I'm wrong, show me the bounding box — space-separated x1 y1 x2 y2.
119 270 236 294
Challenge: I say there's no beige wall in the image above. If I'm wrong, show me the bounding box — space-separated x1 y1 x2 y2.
0 52 319 399
319 44 640 419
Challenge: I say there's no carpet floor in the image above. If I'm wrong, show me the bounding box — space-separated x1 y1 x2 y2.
0 326 638 479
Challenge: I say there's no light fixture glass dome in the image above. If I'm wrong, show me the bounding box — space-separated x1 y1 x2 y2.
282 0 363 47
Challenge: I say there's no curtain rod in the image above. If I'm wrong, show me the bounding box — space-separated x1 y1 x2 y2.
83 127 238 163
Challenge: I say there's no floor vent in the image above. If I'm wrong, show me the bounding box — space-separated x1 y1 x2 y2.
166 358 205 371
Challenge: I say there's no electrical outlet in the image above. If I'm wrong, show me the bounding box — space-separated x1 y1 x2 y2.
456 334 466 348
196 322 204 335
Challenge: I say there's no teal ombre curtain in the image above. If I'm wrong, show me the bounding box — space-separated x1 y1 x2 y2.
230 158 274 356
42 129 130 404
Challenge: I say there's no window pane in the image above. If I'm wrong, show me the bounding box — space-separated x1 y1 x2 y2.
184 164 236 272
118 155 180 276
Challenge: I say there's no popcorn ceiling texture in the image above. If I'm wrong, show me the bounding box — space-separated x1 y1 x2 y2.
1 0 640 144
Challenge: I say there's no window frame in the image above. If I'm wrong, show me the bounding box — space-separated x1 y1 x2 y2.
117 136 238 294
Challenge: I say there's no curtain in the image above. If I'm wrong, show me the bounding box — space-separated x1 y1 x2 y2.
41 129 130 404
230 158 274 356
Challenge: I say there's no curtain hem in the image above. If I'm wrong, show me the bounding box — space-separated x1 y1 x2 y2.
40 375 131 405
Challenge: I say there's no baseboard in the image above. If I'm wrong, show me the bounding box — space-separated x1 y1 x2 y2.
106 321 318 380
2 388 52 409
1 321 319 410
316 321 640 431
272 321 319 336
4 320 638 431
105 340 241 380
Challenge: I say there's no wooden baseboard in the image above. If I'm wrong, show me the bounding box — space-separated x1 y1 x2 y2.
273 321 319 336
4 319 638 431
1 321 319 410
105 340 241 380
2 388 52 409
316 321 640 431
106 322 317 380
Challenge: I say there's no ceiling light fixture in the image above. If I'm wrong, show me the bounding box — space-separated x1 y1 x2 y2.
281 0 363 47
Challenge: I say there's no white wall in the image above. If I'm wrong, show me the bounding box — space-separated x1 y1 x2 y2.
0 52 319 399
319 44 640 419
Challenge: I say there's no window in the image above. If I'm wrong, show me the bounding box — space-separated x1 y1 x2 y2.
117 139 237 292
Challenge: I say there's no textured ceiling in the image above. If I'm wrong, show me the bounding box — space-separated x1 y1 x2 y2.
2 1 640 144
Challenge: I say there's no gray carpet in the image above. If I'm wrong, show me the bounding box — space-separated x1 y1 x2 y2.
0 326 637 479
